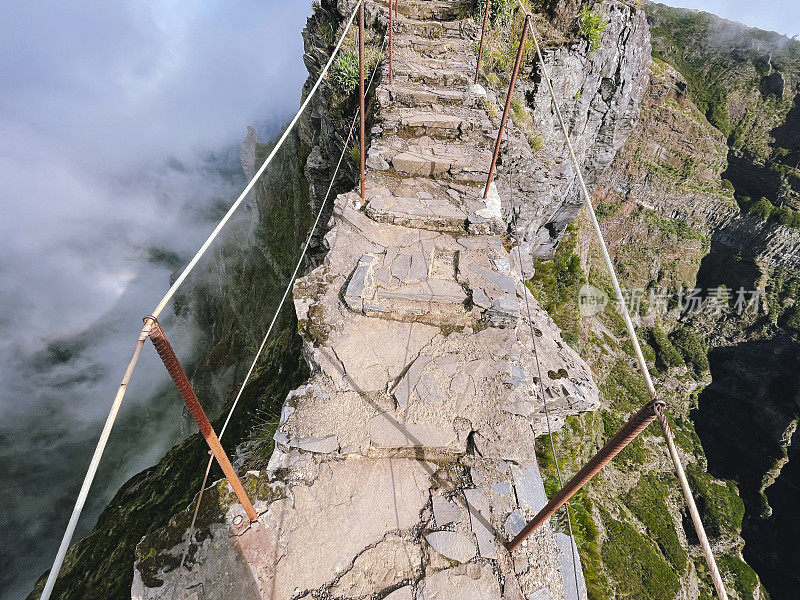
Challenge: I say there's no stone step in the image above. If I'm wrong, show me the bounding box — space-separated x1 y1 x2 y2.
362 172 506 235
364 188 469 233
396 18 463 40
372 137 489 185
343 235 520 328
382 109 483 141
380 84 476 109
376 0 472 22
393 64 471 88
394 34 471 59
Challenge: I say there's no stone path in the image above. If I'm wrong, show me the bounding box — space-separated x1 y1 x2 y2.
133 2 598 599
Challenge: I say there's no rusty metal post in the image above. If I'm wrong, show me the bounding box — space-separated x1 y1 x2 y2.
655 405 730 600
359 0 366 200
146 317 258 523
388 0 394 84
507 400 663 551
475 0 491 83
483 13 529 200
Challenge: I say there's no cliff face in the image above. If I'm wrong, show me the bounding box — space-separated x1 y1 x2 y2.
646 1 800 212
563 9 800 599
489 0 652 259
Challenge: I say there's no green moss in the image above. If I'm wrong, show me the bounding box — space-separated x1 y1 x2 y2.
669 326 709 376
650 325 685 369
601 510 681 600
598 358 650 413
594 201 621 222
717 552 760 600
749 197 774 220
635 205 706 241
686 464 745 540
626 473 688 571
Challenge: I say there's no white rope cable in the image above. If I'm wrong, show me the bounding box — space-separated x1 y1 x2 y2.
174 14 390 577
515 0 655 396
510 171 582 596
40 4 364 599
515 3 728 598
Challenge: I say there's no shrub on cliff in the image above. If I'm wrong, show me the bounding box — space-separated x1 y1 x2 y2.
669 326 709 375
650 326 685 369
526 224 583 346
783 305 800 334
686 464 745 539
331 51 359 95
601 511 681 600
772 205 800 228
577 6 607 52
749 197 773 220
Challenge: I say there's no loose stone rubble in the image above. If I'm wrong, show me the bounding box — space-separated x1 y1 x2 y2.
132 2 599 599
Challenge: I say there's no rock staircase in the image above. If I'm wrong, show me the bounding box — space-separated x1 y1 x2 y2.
132 3 599 599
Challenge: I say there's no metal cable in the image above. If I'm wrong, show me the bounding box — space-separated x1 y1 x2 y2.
173 18 390 580
513 2 728 598
39 4 365 599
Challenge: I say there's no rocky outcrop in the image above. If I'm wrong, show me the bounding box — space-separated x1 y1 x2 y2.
501 1 651 259
131 2 600 599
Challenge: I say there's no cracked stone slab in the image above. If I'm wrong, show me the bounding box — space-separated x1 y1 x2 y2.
463 488 498 559
330 534 423 598
417 564 502 600
424 531 477 563
432 494 462 527
133 458 432 600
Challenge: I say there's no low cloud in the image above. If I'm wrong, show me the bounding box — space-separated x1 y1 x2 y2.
0 1 312 597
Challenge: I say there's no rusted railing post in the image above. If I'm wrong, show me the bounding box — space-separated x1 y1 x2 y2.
507 399 663 551
483 13 529 200
475 0 491 83
388 0 394 84
359 0 366 200
654 405 730 600
146 317 258 523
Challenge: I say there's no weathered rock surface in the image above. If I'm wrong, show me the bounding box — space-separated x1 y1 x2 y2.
500 1 652 259
132 2 601 599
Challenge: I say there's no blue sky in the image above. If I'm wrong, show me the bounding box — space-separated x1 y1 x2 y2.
663 0 800 38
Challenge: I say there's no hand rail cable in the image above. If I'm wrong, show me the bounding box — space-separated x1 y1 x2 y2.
514 2 729 597
40 3 364 599
173 13 391 580
510 171 582 595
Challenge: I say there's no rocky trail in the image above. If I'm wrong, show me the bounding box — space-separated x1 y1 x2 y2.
132 2 599 599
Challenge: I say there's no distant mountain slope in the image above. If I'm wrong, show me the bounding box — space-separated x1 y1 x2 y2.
646 1 800 213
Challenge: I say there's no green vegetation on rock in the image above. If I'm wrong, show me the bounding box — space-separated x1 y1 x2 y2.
650 325 685 369
600 510 681 600
669 326 709 375
625 473 688 571
526 224 583 346
686 463 745 539
577 6 607 52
